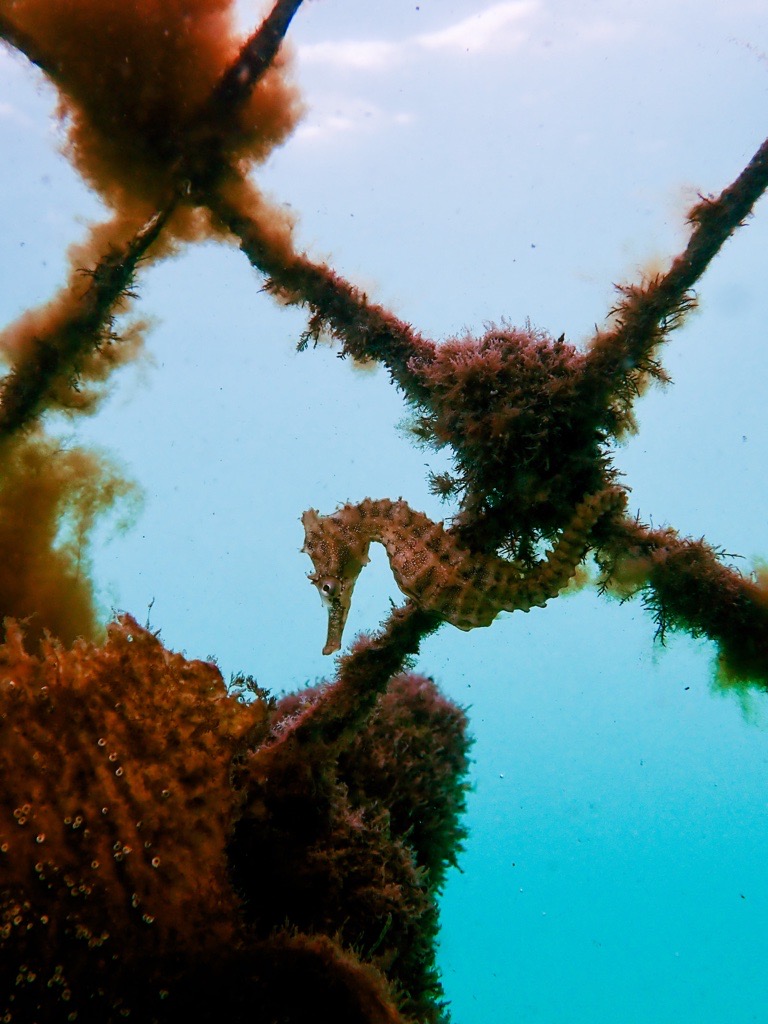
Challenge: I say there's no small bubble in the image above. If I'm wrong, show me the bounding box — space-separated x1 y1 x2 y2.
101 807 109 815
115 768 123 777
97 738 106 747
151 856 161 868
108 752 117 762
0 843 8 853
35 833 45 844
161 789 170 799
142 913 154 924
91 860 99 870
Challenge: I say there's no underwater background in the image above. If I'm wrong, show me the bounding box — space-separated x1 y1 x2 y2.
1 0 767 1020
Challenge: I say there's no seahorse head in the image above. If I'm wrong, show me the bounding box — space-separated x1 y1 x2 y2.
301 507 371 655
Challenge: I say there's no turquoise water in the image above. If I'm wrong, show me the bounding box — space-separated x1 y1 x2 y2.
2 2 767 1020
436 603 768 1023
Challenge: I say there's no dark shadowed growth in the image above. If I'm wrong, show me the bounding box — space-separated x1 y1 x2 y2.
272 673 472 890
230 669 472 1024
336 673 472 891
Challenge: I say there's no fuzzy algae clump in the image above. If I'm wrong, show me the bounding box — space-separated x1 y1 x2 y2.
0 616 471 1024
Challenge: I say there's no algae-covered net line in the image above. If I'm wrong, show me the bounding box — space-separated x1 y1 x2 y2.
0 1 767 1022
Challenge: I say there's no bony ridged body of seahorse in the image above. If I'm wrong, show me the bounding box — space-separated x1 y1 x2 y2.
301 488 624 655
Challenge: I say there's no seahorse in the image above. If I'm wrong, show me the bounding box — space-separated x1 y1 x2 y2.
301 488 624 654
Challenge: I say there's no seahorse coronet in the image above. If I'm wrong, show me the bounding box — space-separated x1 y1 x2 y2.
301 487 624 654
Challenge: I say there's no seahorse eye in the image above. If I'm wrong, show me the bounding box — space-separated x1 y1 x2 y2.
315 577 341 608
